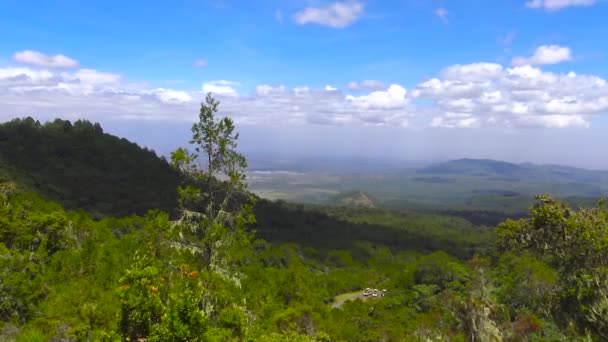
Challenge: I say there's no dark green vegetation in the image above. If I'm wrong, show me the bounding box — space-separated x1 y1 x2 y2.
1 97 607 340
0 117 181 218
255 202 492 259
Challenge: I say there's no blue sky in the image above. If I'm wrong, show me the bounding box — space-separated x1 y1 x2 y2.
1 0 608 168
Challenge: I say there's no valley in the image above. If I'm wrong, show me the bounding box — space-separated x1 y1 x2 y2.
248 157 608 225
1 116 606 341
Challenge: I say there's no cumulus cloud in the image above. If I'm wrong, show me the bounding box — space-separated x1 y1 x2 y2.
348 80 386 91
294 1 364 28
525 0 598 11
72 69 121 84
237 84 412 126
0 67 60 86
0 66 197 122
440 63 504 82
194 59 208 67
2 46 608 130
13 50 79 69
0 64 415 127
511 45 572 66
202 80 238 96
256 84 287 96
155 89 193 103
415 62 608 128
346 84 408 109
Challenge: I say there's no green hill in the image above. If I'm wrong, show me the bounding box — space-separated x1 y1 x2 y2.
419 158 526 177
0 117 181 218
419 158 608 186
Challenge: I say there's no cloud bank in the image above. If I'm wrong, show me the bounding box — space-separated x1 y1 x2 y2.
2 47 608 130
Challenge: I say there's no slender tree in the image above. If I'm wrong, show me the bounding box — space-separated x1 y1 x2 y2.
170 93 255 275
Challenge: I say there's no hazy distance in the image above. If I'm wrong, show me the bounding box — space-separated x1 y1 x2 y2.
102 120 608 170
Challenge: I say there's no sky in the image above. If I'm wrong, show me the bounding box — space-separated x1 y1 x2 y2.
1 0 608 168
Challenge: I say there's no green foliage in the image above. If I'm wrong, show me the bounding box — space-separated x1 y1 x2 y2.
118 251 165 339
169 94 255 274
0 117 181 218
190 93 247 187
497 195 608 340
254 201 493 259
494 252 558 316
117 252 251 341
414 252 471 291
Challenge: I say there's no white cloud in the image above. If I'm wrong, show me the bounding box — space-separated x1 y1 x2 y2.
414 78 488 99
0 66 414 126
516 114 589 128
294 1 364 28
348 80 386 91
155 89 193 103
294 86 310 95
256 84 287 96
13 50 79 69
256 85 274 96
72 69 121 84
434 7 449 23
194 59 208 67
210 80 239 86
218 85 413 126
0 67 59 86
415 58 608 128
202 80 238 96
440 63 504 82
2 46 608 131
0 65 197 122
512 45 572 66
346 84 408 109
525 0 598 11
431 114 479 128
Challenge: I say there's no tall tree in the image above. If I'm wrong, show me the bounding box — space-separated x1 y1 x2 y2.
170 92 255 275
117 94 256 340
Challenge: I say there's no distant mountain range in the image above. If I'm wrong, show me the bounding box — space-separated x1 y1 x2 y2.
418 158 608 184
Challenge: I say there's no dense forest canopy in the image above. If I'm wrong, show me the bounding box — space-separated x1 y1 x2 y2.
0 117 181 218
1 96 607 341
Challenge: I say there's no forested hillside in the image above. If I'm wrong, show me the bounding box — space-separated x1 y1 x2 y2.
1 97 607 341
0 117 181 218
